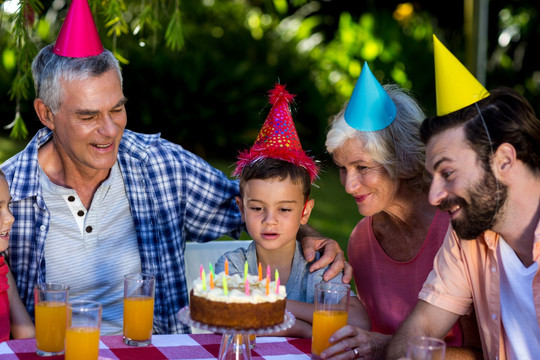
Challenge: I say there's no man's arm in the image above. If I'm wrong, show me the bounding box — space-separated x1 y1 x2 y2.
386 300 460 360
297 224 352 283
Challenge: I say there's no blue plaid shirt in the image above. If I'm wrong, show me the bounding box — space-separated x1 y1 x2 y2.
1 127 243 334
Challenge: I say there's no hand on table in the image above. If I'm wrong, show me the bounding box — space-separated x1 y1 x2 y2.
319 325 390 360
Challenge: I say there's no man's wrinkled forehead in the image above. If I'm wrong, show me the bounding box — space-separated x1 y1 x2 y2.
425 126 469 173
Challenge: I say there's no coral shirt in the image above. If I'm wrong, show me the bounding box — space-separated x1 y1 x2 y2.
0 257 10 342
420 218 540 360
348 210 463 346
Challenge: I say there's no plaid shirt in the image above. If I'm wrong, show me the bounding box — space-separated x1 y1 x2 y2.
1 127 243 334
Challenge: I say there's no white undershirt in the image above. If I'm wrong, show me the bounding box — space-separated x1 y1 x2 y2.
40 163 141 335
498 238 540 359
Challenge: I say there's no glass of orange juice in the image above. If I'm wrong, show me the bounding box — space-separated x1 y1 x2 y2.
123 273 155 346
34 283 70 356
311 283 350 360
65 300 102 360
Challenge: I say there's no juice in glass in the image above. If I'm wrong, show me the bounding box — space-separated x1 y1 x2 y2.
311 310 348 357
235 334 257 349
35 301 67 354
123 295 154 340
65 326 100 360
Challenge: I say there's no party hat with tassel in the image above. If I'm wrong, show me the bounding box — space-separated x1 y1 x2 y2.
233 83 319 182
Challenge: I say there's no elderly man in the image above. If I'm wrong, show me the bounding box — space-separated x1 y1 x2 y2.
1 0 348 335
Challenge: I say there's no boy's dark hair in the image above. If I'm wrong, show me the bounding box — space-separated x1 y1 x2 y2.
238 158 312 201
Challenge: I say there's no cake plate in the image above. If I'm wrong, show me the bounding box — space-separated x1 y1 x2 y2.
178 306 295 360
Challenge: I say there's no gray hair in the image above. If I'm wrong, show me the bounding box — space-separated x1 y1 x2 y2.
325 84 429 192
31 44 122 113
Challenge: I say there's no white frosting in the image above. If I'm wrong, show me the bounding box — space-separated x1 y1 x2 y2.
193 272 286 304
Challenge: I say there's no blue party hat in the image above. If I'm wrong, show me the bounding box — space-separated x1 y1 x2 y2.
344 63 396 131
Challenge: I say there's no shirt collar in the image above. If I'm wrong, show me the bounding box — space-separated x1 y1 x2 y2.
482 218 540 265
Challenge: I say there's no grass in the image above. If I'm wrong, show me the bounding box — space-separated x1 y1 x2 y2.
0 137 27 164
0 137 360 259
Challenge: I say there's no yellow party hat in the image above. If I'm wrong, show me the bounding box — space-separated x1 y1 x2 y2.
433 34 490 116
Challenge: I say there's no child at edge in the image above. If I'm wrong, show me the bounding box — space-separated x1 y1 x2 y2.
215 84 367 338
0 169 35 341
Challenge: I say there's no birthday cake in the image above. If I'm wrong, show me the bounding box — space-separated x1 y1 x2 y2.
190 271 286 329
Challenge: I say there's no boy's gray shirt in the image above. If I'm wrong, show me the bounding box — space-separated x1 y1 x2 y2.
215 241 343 303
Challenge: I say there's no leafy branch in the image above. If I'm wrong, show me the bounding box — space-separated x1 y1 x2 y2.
0 0 185 139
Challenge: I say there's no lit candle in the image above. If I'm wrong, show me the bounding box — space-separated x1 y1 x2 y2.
223 273 228 296
266 265 271 295
258 262 262 281
275 269 280 294
225 259 229 275
200 264 203 280
244 261 248 280
245 277 250 296
202 268 206 291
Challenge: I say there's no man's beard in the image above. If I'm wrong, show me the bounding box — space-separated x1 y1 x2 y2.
439 167 508 240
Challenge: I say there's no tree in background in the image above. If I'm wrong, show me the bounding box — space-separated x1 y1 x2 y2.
1 0 539 161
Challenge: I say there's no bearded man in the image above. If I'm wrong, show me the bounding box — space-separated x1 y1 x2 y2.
386 87 540 360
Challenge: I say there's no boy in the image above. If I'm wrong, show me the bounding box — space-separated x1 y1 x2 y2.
215 84 367 338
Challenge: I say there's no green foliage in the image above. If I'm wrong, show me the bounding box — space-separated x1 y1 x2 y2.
1 0 539 150
165 7 184 51
4 109 28 139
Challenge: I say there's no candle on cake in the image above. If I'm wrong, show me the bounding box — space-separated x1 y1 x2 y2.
275 269 280 294
266 265 270 295
245 277 250 296
222 272 228 296
200 266 206 290
209 263 215 289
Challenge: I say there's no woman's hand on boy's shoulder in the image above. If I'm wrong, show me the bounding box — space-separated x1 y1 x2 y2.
298 231 352 283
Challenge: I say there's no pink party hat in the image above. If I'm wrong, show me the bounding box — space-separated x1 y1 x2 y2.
53 0 104 57
234 83 319 182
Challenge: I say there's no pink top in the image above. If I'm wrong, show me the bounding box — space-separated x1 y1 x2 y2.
420 217 540 359
0 257 10 342
348 210 464 346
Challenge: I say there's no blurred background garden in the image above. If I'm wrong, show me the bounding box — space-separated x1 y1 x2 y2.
1 0 539 250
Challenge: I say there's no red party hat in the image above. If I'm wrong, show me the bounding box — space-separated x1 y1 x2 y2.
234 83 319 182
53 0 104 57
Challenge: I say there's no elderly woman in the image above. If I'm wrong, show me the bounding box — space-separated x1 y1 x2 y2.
320 68 478 360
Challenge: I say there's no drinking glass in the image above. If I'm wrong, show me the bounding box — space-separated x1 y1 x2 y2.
34 283 69 356
65 300 102 360
406 336 446 360
123 273 155 346
311 283 350 360
235 333 256 350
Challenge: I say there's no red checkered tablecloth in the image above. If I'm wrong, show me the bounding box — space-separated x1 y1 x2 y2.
0 334 312 360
